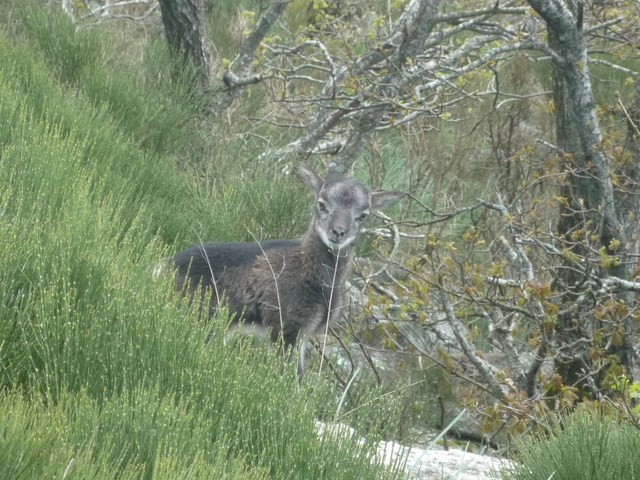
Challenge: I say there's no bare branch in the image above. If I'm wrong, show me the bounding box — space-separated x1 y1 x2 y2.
601 276 640 293
438 291 510 400
217 0 291 109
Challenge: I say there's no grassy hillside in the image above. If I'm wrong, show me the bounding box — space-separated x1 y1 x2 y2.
0 2 400 478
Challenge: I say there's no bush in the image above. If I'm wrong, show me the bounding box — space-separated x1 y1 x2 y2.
0 3 403 479
506 408 640 480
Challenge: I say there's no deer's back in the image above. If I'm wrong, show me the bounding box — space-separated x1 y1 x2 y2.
174 238 343 345
175 240 299 287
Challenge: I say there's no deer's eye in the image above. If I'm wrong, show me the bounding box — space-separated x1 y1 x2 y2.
317 201 329 214
356 212 368 222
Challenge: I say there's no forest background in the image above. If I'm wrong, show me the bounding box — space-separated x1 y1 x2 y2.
1 0 640 479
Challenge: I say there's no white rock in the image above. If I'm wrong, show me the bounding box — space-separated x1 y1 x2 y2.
316 421 513 480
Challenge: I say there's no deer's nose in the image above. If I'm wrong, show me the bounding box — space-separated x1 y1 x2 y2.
331 227 346 239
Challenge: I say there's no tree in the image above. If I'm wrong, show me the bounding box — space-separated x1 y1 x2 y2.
525 0 636 394
158 0 213 87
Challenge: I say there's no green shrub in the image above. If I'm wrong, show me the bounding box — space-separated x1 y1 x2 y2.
507 408 640 480
6 0 198 158
0 3 403 479
182 162 309 246
13 0 102 85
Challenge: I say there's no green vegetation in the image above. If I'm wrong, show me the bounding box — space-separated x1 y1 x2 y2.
2 1 639 478
0 2 399 478
506 408 640 480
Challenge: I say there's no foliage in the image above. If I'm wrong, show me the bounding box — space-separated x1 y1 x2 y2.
6 0 640 471
0 3 401 479
8 1 198 157
506 408 640 480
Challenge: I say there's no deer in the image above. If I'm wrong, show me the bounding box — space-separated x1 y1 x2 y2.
173 163 403 379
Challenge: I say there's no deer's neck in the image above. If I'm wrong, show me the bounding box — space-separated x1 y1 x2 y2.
300 229 353 287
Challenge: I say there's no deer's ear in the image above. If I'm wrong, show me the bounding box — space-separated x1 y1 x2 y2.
297 163 324 193
371 191 404 210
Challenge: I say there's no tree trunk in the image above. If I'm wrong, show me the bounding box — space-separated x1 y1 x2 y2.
620 81 640 261
158 0 212 88
527 0 635 393
618 80 640 383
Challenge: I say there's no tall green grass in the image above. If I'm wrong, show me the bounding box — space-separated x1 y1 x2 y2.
0 37 194 244
506 408 640 480
9 0 199 157
0 3 401 479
